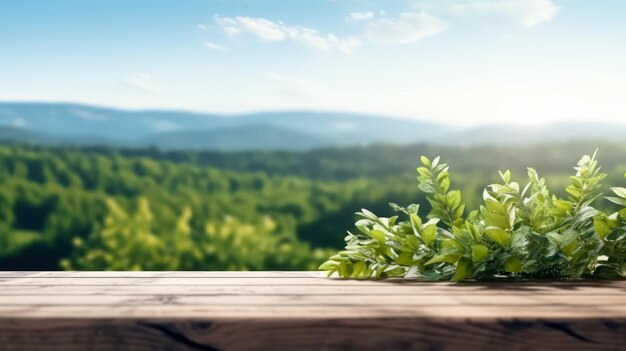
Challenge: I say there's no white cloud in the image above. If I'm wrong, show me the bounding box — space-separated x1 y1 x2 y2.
283 26 331 50
216 17 243 37
205 41 229 51
71 109 107 121
215 16 360 53
197 24 208 31
216 16 285 41
124 73 159 94
347 11 375 21
365 11 448 44
329 35 362 53
451 0 560 27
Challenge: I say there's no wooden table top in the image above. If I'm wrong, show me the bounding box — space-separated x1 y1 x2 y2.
1 271 625 350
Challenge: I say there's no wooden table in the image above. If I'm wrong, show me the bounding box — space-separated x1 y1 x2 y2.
0 272 625 350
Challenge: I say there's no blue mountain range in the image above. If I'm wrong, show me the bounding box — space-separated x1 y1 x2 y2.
0 102 623 150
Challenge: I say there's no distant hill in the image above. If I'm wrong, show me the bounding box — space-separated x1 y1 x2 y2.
0 102 450 150
224 111 449 145
140 124 328 151
0 126 54 145
0 102 222 140
1 102 625 150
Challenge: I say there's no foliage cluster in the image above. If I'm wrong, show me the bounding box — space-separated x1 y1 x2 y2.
61 197 327 270
0 144 414 270
321 152 626 280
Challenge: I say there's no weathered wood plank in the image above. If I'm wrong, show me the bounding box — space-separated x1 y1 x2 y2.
0 277 393 285
2 276 625 288
0 293 623 307
0 318 624 351
0 272 625 350
1 284 624 295
1 304 624 319
0 271 324 278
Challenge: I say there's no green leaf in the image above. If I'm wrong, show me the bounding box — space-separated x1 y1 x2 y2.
418 183 437 193
432 156 441 168
611 187 626 198
485 227 511 248
484 211 510 230
447 190 462 209
369 229 386 243
471 244 489 262
410 213 422 228
354 219 372 227
504 256 522 273
360 208 377 220
454 257 473 281
420 156 431 167
425 254 460 265
438 173 450 192
565 185 581 199
553 199 574 211
499 170 511 184
351 261 368 278
417 167 431 177
318 260 338 271
593 217 612 239
395 253 416 266
606 197 626 206
484 198 507 215
562 239 577 256
421 224 437 246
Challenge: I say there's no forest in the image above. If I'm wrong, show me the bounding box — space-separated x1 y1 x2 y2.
1 141 626 271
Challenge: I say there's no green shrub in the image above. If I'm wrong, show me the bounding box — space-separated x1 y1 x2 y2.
320 152 626 281
62 197 329 271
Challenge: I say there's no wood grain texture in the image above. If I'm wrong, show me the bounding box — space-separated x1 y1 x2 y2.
0 272 625 351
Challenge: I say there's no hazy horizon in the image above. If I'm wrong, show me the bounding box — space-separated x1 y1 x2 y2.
3 100 626 130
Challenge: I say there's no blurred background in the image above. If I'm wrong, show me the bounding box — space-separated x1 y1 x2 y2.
1 0 625 270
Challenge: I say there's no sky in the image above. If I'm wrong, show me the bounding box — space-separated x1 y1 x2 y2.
1 0 625 126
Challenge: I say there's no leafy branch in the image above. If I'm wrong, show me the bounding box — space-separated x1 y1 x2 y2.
320 152 626 281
